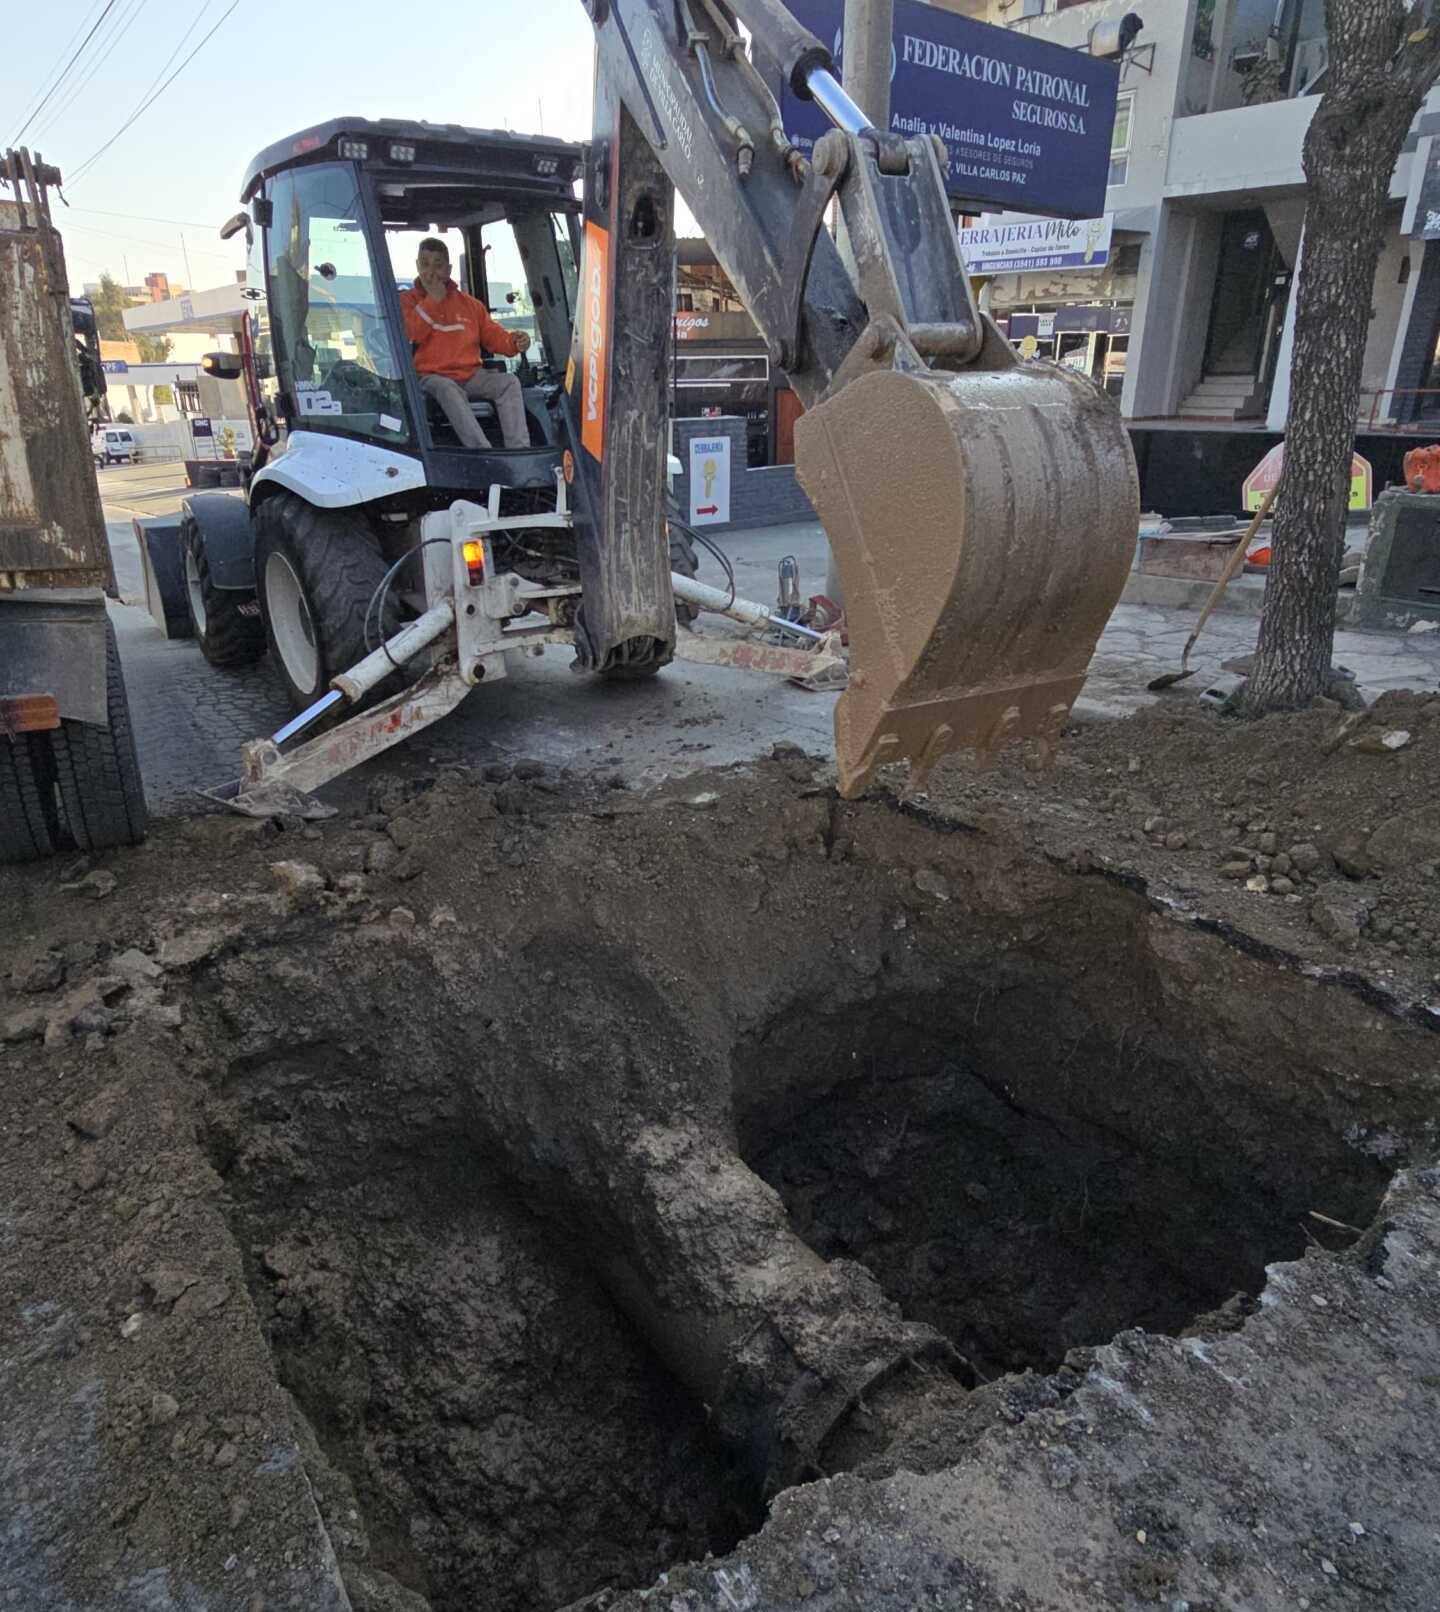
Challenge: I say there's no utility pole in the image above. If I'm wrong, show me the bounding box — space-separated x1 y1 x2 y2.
842 0 894 135
180 233 194 293
827 0 893 608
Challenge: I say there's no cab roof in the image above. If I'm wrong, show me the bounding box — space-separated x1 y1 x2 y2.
241 117 583 203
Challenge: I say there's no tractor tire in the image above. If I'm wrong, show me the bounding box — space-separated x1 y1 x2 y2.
181 508 265 667
0 733 63 864
670 524 700 626
48 620 148 852
253 493 400 714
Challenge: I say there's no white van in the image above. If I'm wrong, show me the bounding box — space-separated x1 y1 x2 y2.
92 426 139 467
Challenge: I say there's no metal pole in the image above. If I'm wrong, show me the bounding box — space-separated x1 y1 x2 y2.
841 0 893 133
827 0 893 610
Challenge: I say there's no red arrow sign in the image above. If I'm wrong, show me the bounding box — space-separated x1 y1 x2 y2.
695 504 719 516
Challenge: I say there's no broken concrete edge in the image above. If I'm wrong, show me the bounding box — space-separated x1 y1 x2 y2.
580 1166 1440 1612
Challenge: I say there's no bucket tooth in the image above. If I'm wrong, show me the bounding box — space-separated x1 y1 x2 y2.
795 332 1139 798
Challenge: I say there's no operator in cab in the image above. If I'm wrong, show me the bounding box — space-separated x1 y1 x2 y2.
401 237 532 450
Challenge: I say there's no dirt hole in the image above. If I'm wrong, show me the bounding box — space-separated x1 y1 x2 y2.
202 1049 761 1612
195 859 1402 1611
735 987 1392 1381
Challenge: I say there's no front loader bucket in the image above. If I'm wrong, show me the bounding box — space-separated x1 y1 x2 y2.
796 328 1138 798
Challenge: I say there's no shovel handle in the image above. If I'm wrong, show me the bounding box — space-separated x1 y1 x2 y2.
1182 480 1280 670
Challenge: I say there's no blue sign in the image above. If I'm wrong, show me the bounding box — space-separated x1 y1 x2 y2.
101 359 129 374
776 0 1119 218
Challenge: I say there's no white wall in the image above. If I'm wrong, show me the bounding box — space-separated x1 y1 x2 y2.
995 0 1192 222
1361 221 1414 404
1124 207 1222 416
1166 97 1313 199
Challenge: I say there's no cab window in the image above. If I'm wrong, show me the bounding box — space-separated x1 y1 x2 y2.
264 162 412 445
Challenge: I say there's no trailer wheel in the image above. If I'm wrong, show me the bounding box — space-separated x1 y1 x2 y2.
181 509 265 667
48 620 148 851
253 494 399 714
0 734 62 864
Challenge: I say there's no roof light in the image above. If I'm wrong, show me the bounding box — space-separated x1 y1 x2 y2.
389 142 416 162
339 138 369 160
533 155 560 176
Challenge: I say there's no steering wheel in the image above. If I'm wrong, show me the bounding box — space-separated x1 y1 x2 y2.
319 359 389 413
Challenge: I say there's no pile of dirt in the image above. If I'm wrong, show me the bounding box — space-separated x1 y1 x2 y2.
920 690 1440 991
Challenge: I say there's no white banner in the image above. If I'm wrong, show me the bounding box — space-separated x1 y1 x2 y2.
960 214 1113 274
689 435 731 526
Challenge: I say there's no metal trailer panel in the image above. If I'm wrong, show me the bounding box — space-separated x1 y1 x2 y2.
0 184 111 588
0 591 108 725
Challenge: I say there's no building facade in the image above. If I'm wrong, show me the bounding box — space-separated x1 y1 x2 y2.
970 0 1440 439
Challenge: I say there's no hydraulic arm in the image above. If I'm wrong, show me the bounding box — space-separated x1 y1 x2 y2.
566 0 1138 793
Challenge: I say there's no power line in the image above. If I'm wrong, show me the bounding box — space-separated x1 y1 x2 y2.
10 0 119 147
66 205 222 230
32 0 154 145
115 0 218 130
44 0 212 149
9 0 107 145
67 0 239 188
60 218 237 262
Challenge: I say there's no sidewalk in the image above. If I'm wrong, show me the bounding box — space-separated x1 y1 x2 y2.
721 520 1440 713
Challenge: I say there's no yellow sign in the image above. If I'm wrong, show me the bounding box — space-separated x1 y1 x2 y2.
1018 335 1039 359
1243 442 1373 512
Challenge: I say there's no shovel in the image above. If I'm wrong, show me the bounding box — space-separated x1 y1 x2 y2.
1147 480 1280 692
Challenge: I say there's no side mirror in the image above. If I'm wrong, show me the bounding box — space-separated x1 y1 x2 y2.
219 210 252 244
201 351 243 380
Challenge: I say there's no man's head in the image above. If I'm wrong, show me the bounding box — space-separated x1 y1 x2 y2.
416 238 451 297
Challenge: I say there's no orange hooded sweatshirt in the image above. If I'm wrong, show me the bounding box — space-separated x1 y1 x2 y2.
399 278 522 383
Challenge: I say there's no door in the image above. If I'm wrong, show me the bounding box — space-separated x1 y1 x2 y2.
1202 210 1278 376
774 387 803 466
263 161 414 449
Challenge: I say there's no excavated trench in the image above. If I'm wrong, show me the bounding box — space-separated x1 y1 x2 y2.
189 785 1418 1612
735 989 1391 1381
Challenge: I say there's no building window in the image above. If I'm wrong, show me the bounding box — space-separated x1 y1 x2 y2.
174 381 201 414
1108 91 1134 188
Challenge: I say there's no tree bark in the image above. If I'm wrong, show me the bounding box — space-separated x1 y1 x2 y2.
1244 0 1440 712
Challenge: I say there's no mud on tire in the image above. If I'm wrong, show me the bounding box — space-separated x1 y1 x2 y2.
252 493 400 714
0 733 63 863
181 509 265 668
48 620 148 852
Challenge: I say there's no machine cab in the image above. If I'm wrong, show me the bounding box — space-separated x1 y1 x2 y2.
236 118 583 497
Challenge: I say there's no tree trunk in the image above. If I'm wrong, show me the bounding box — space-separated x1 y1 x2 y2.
1244 0 1440 712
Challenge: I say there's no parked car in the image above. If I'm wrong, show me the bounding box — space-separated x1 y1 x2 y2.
92 426 139 467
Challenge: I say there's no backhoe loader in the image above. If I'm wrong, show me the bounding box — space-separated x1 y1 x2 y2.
133 0 1137 809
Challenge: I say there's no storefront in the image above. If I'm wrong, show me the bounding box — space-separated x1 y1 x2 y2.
998 304 1132 398
671 309 775 467
960 212 1139 395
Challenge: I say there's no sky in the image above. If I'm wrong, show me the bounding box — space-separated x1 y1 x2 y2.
4 0 599 294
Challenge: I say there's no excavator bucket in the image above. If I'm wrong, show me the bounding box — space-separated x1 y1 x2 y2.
796 322 1139 798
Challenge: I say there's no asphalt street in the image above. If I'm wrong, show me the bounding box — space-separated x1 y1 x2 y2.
97 462 1440 818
